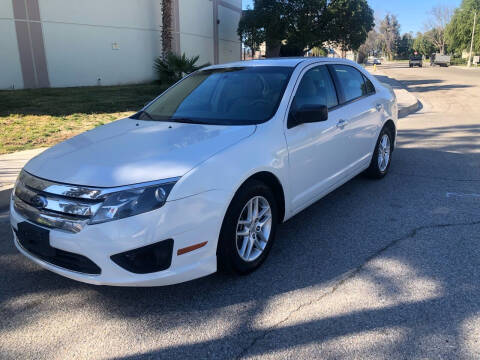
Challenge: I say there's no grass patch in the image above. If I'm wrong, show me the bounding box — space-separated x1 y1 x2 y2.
0 83 168 154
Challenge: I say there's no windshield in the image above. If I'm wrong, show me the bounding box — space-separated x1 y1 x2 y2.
132 66 294 125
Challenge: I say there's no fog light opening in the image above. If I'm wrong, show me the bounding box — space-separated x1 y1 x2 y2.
110 239 173 274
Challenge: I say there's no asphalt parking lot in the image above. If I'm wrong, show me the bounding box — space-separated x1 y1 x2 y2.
1 63 480 359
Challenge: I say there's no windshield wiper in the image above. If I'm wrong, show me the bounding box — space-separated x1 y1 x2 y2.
132 112 205 124
169 117 206 124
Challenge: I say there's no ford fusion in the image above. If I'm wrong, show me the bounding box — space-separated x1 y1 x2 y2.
10 58 398 286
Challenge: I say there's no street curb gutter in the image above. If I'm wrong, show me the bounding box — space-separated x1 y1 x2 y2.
371 68 421 119
398 98 421 118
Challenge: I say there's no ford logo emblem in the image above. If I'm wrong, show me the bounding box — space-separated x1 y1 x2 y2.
31 195 48 209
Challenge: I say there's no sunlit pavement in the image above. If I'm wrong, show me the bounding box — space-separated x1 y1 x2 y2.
1 63 480 359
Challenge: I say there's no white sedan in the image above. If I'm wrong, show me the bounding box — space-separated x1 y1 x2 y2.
10 58 398 286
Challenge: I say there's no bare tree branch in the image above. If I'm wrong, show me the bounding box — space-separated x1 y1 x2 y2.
423 5 454 54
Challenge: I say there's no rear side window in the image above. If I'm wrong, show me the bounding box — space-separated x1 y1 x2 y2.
291 65 338 112
332 65 367 103
364 75 375 94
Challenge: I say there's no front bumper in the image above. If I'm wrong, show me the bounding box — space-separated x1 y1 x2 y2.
10 190 228 286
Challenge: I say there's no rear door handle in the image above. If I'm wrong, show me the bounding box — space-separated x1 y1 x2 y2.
336 119 348 129
376 104 383 111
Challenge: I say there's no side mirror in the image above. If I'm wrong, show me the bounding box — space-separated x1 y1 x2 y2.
288 105 328 129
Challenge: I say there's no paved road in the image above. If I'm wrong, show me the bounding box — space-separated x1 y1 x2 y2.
1 63 480 359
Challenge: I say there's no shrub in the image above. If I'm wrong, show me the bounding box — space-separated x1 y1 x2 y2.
153 52 209 85
450 57 467 66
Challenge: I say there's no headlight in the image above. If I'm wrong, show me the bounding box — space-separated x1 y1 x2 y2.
89 181 176 224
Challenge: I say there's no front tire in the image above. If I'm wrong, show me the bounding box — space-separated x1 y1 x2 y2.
366 127 393 179
217 180 278 274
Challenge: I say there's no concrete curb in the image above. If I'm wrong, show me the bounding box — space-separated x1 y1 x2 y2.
398 97 421 118
371 68 421 118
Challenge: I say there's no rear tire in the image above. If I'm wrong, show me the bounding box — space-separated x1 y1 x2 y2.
366 126 393 179
217 180 278 275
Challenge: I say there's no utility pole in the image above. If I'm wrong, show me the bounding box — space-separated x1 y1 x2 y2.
467 10 477 68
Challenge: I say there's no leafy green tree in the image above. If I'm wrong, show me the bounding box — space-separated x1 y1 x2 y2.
237 0 374 58
282 0 329 55
379 14 401 60
446 0 480 54
327 0 374 56
397 33 414 58
250 0 289 57
237 9 264 58
413 32 436 56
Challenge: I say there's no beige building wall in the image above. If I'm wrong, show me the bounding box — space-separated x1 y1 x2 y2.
177 0 242 65
218 2 242 63
178 0 215 64
0 0 27 89
39 0 163 88
0 0 242 89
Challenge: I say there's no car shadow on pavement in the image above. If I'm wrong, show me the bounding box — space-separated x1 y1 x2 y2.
404 83 473 93
375 75 473 94
1 142 480 358
398 124 480 154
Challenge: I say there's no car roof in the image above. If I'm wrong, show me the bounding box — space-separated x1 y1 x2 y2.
203 57 360 70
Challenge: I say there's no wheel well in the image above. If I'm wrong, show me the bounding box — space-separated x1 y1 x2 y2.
384 120 396 151
244 172 286 223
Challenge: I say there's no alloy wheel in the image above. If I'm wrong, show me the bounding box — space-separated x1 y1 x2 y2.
377 134 391 172
235 196 272 262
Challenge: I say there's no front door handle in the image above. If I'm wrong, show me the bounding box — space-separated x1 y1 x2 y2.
376 103 383 112
336 119 348 129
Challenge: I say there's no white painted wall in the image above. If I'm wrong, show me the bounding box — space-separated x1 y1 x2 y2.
0 0 24 89
179 0 215 65
218 4 241 63
178 0 242 65
38 0 162 87
42 23 161 87
38 0 162 29
2 0 241 89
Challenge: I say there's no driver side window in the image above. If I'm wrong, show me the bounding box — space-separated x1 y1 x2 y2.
290 65 338 115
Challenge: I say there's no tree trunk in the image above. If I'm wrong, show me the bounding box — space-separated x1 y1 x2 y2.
266 40 281 58
162 0 173 58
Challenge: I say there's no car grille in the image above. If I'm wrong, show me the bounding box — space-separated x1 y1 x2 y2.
12 171 106 233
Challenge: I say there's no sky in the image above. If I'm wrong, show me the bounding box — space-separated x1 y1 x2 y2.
242 0 462 34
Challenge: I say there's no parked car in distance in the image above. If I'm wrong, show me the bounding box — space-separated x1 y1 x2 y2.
373 58 381 65
10 58 398 287
430 53 451 67
409 55 423 67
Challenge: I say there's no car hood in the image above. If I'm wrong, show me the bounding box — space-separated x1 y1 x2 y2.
24 118 256 187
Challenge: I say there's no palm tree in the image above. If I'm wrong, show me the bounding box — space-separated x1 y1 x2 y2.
162 0 173 57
